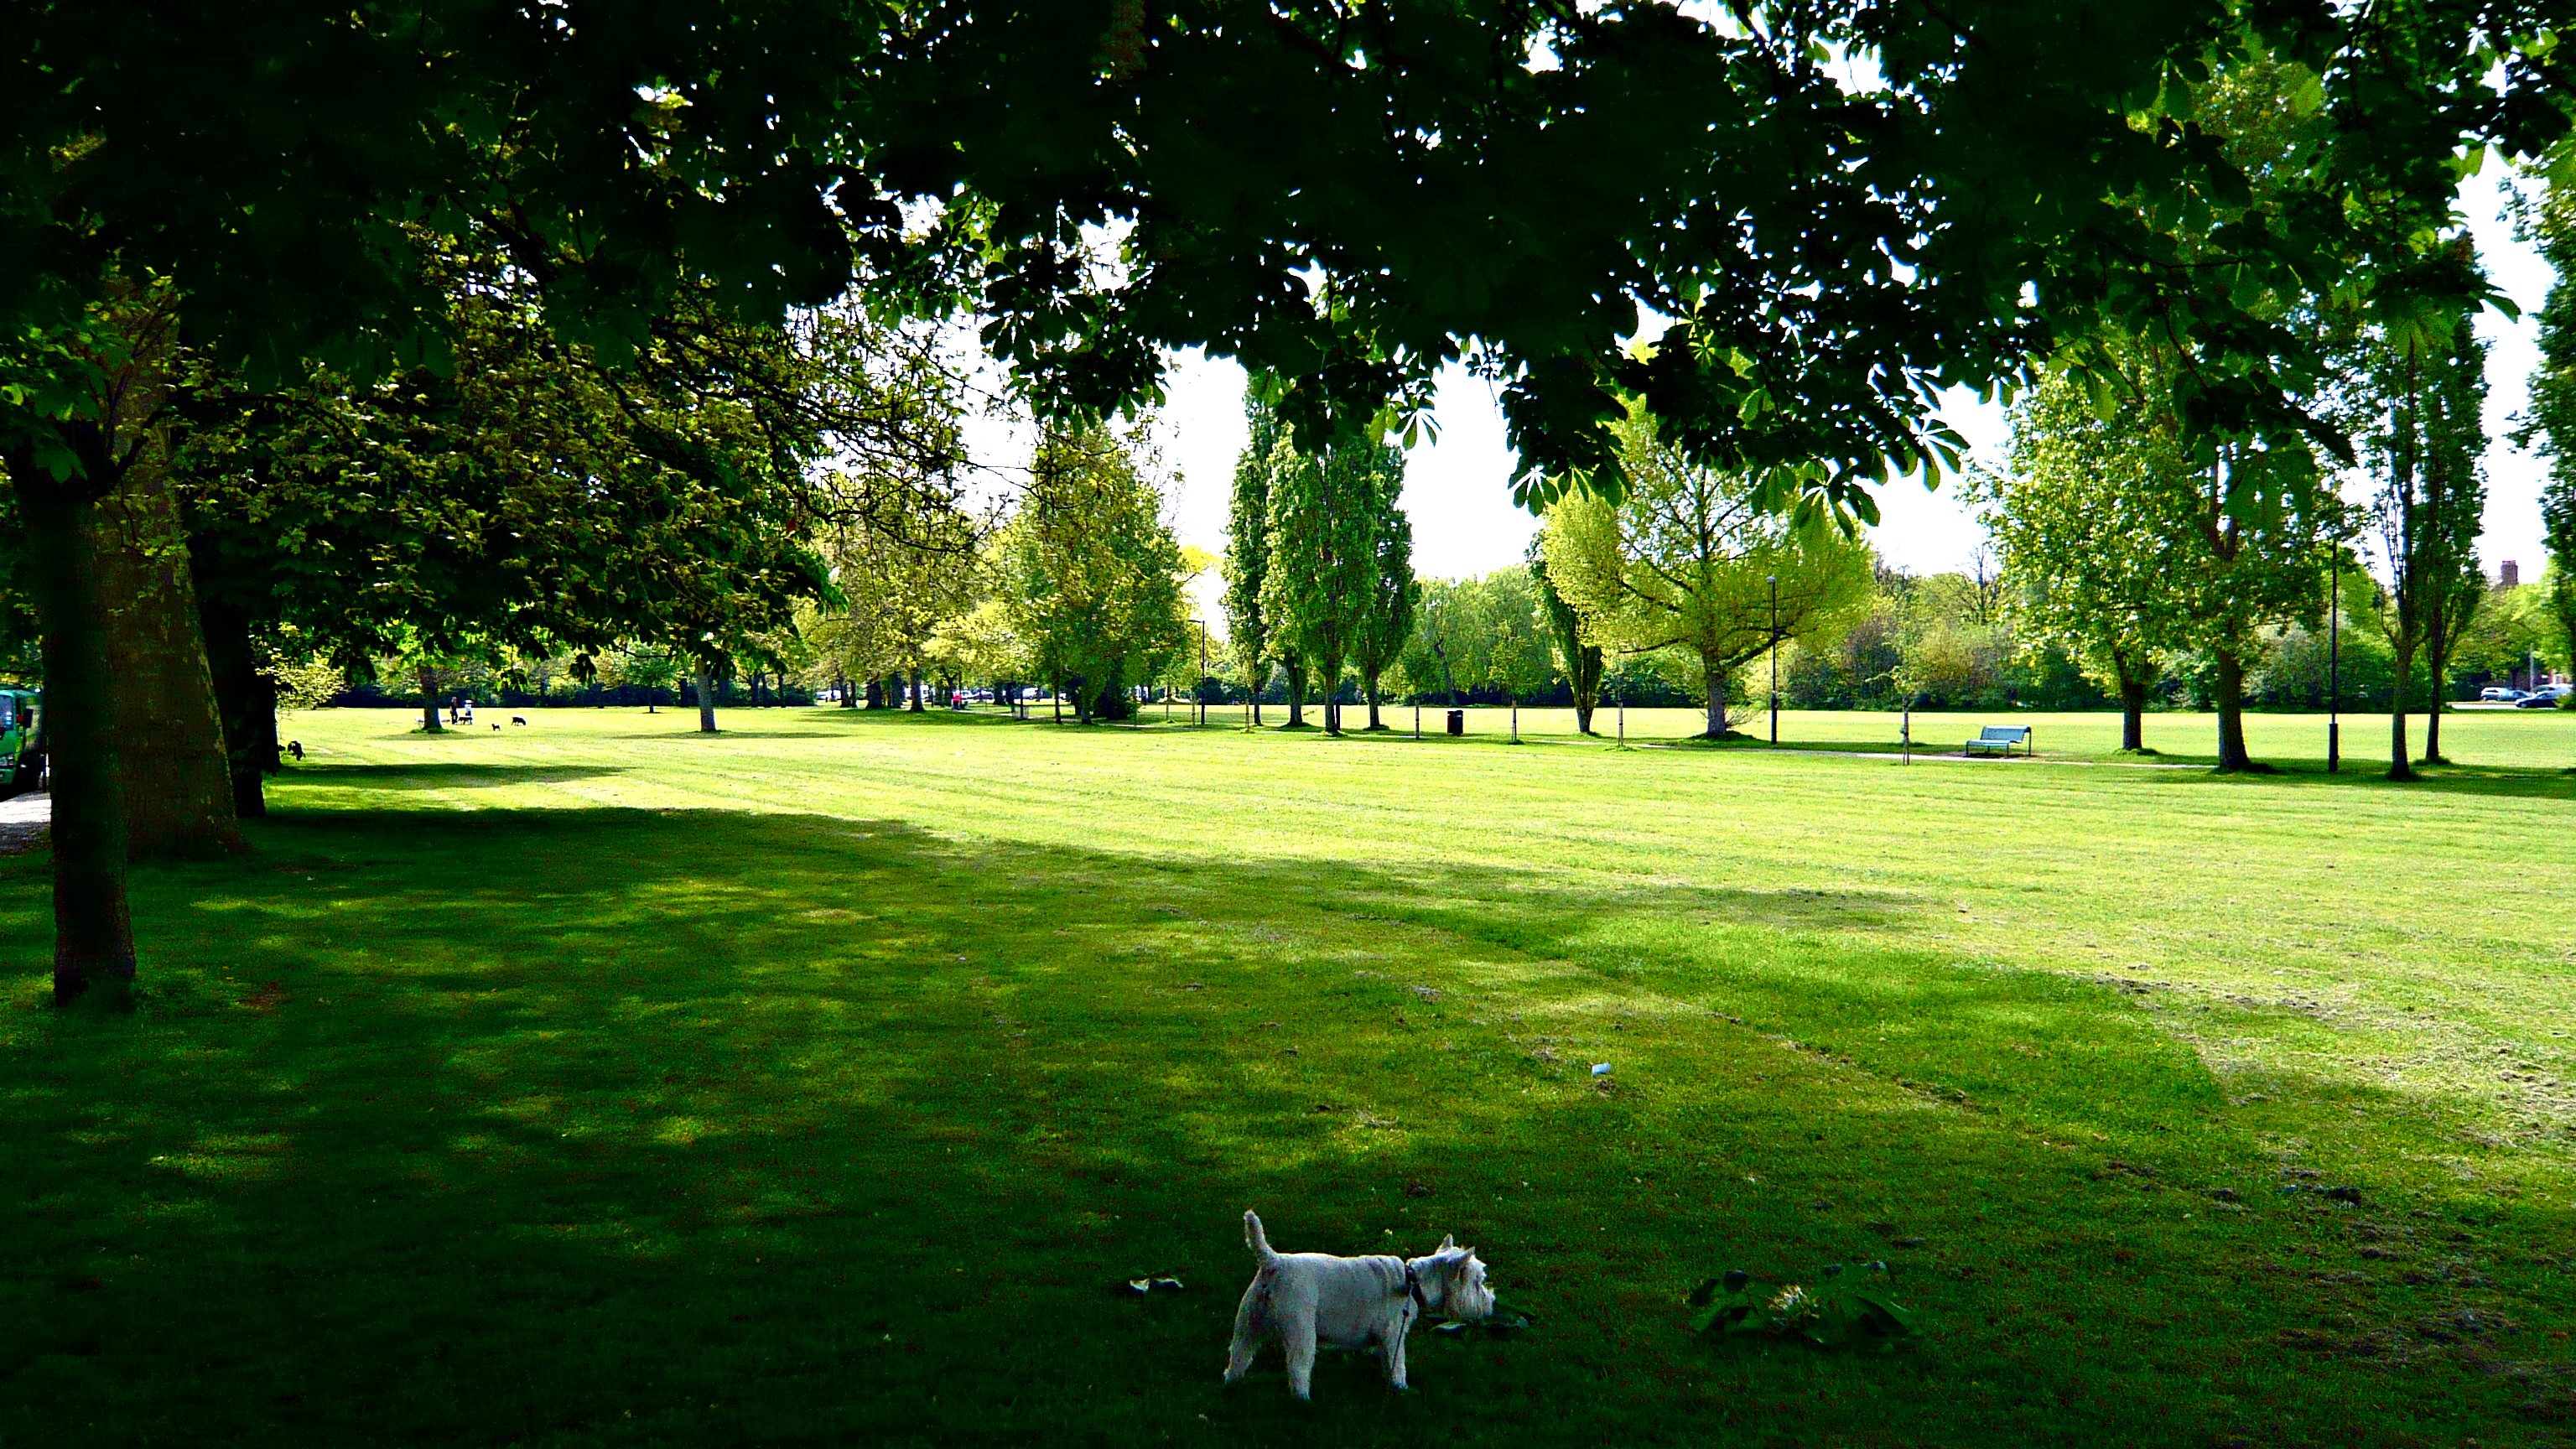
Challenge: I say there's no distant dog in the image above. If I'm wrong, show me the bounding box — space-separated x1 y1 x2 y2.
491 724 501 730
287 740 304 761
512 716 528 726
1225 1210 1493 1399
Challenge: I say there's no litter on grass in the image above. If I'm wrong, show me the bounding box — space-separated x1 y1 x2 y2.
1433 1300 1534 1337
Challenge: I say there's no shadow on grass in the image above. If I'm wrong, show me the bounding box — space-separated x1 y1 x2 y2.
2 806 2566 1446
2127 761 2576 801
287 762 629 789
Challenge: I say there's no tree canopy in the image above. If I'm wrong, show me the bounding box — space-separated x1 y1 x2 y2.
1260 434 1394 735
2524 153 2576 687
13 4 2568 506
995 423 1189 724
1541 406 1877 738
1980 375 2206 750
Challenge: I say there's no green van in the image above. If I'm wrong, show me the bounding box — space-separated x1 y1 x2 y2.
0 688 42 797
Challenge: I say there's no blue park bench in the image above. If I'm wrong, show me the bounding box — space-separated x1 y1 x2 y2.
1963 724 2033 758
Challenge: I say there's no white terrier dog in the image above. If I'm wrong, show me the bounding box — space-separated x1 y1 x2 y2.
1224 1209 1495 1399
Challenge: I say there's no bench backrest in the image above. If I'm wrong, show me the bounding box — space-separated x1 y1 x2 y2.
1978 725 2029 741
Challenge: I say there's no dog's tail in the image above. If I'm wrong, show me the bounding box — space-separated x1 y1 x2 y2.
1244 1209 1279 1263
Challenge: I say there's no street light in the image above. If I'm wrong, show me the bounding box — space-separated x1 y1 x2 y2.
1762 567 1782 737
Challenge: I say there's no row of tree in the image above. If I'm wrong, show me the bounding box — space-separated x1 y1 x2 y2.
1221 400 1415 733
2528 162 2576 676
7 6 2565 1006
785 421 1197 725
1976 246 2530 776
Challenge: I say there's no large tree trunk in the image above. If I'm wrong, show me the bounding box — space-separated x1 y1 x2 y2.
1701 656 1729 739
2212 648 2255 771
1321 652 1343 734
91 466 240 856
1364 673 1383 731
195 589 278 818
16 470 138 1010
2117 672 2148 753
2387 637 2418 781
1284 659 1308 727
695 666 719 733
908 664 924 713
418 665 444 735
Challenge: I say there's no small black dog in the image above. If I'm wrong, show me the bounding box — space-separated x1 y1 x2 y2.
287 740 304 761
491 724 501 730
512 716 528 726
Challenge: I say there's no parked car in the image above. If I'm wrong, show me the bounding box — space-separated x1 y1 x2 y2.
0 686 41 797
2515 685 2572 709
2480 685 2527 703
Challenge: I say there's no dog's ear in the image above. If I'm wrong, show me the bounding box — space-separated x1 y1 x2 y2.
1439 1234 1456 1251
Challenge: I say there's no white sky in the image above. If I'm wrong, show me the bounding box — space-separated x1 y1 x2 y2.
975 157 2560 623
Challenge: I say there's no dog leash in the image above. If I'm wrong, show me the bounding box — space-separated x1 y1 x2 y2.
1402 1264 1429 1316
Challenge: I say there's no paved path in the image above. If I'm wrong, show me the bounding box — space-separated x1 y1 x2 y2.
0 792 49 854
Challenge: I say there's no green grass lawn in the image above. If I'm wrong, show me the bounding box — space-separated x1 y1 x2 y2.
7 704 2574 1446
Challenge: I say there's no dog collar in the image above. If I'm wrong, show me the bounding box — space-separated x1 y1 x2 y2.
1403 1263 1429 1316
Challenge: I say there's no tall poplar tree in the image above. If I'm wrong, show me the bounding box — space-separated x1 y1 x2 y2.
2417 314 2491 763
2522 160 2576 695
1351 450 1416 731
1260 436 1381 735
2363 299 2488 777
1222 398 1283 726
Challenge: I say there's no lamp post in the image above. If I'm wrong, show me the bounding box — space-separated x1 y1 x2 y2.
1767 573 1780 745
2326 558 2341 772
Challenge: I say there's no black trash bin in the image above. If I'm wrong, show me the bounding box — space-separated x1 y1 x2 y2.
1445 709 1465 736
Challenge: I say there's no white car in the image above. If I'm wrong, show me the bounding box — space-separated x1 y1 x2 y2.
2480 685 2527 703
